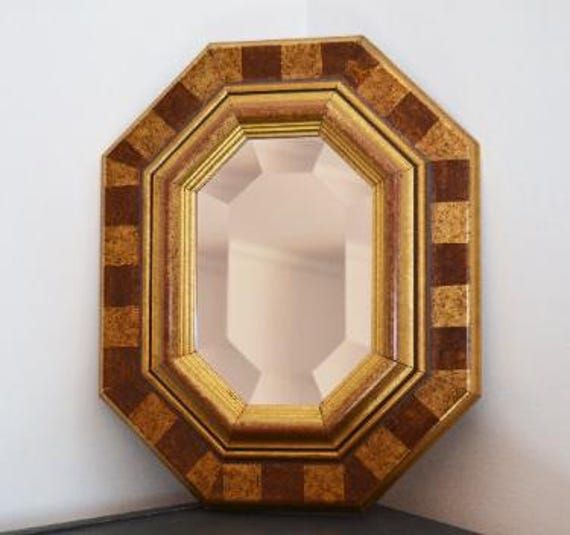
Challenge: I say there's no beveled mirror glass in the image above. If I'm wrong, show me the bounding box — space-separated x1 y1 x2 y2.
196 137 372 404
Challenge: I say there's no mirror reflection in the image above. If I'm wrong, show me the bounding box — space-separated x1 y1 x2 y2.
196 137 372 405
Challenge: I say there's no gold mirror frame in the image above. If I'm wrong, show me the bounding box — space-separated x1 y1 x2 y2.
101 36 480 509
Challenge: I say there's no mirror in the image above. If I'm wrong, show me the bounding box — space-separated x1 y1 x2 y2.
102 37 479 507
196 137 373 404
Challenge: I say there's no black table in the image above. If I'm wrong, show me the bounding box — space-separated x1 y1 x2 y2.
12 504 475 534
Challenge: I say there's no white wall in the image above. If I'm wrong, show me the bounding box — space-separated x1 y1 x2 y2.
0 1 305 531
2 1 569 533
308 1 570 533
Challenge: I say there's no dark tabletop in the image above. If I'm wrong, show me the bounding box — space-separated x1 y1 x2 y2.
12 504 475 535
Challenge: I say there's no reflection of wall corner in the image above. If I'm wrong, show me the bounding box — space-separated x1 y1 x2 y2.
196 251 227 274
229 239 344 277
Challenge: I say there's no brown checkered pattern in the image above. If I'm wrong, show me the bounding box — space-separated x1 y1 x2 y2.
101 37 479 509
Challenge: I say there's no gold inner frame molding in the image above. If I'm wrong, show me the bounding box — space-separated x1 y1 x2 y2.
100 36 480 510
142 82 424 458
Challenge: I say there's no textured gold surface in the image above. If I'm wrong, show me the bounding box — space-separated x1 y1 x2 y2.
355 426 408 480
416 120 470 160
103 306 139 347
104 225 139 265
304 464 345 503
432 201 469 243
129 393 177 444
415 377 466 418
181 47 242 101
210 47 242 83
104 159 139 187
180 52 221 101
223 463 262 501
357 66 407 116
434 370 469 390
126 111 176 161
282 43 323 79
186 452 222 496
432 285 469 327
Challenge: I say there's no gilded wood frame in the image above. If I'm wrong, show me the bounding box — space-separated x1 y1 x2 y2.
101 36 480 509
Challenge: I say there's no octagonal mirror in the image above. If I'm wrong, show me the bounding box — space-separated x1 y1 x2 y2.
196 137 372 404
101 36 479 510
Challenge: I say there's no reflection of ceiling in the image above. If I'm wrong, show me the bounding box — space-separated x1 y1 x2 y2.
230 171 346 263
199 137 372 264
